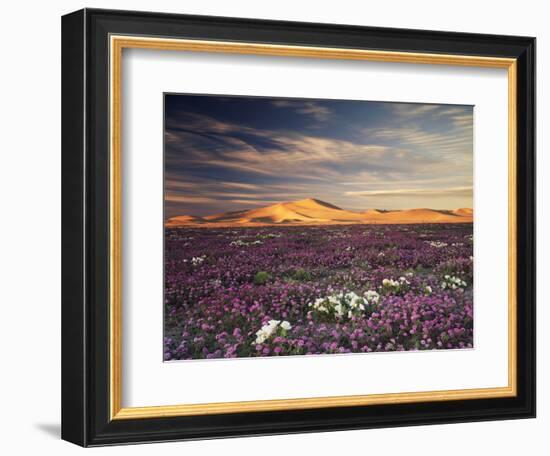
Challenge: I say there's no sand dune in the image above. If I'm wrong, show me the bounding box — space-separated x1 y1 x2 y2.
166 198 473 227
362 209 384 216
453 208 474 217
166 215 206 227
372 208 471 224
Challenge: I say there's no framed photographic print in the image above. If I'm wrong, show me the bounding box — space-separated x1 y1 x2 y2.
61 8 536 447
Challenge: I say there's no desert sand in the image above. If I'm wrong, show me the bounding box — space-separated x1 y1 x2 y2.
165 198 473 227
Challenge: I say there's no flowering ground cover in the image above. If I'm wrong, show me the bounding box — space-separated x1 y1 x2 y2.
164 224 473 360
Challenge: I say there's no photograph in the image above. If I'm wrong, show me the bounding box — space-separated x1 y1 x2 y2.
58 6 536 447
163 94 474 361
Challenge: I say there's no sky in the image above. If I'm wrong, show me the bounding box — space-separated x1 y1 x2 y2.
164 94 473 219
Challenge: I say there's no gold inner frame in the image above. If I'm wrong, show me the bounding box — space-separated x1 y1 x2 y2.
109 35 518 420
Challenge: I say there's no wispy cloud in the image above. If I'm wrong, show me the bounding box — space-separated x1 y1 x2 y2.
366 126 471 148
451 114 474 127
345 186 473 198
227 199 282 206
437 107 469 117
165 112 411 180
271 100 332 122
165 195 217 204
391 104 441 117
391 103 472 121
219 182 261 190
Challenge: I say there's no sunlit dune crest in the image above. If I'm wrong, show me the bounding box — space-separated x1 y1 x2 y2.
452 208 474 217
167 215 206 224
165 198 473 227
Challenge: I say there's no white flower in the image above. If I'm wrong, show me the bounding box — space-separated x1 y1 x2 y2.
364 290 380 304
425 285 432 294
190 255 206 266
254 320 281 344
309 290 371 320
255 331 268 344
230 239 263 247
345 291 363 309
441 275 467 290
280 321 292 331
427 241 448 248
382 278 400 288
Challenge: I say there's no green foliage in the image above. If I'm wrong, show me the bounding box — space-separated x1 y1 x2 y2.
253 271 270 285
293 268 311 281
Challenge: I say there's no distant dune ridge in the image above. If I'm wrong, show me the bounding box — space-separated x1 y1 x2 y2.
166 198 473 227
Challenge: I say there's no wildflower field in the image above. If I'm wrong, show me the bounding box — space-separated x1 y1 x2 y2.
164 224 473 360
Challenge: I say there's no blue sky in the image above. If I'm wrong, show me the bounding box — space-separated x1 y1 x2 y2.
164 94 473 218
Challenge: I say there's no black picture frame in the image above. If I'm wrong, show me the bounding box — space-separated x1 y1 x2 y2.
62 8 536 447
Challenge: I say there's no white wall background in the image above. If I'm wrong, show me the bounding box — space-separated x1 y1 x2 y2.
0 0 545 454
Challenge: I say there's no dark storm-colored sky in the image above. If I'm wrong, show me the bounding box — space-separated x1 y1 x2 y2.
164 94 473 218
